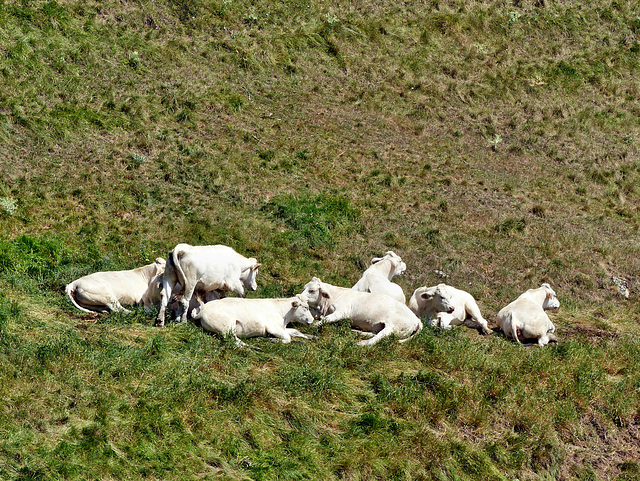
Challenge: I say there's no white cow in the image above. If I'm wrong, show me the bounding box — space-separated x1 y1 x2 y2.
301 277 422 346
352 251 406 303
66 258 166 314
496 283 560 346
157 244 260 326
190 295 314 347
408 283 492 335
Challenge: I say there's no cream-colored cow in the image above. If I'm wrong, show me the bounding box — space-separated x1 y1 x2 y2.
191 295 314 347
496 283 559 346
157 243 260 326
301 277 422 346
409 283 492 335
66 258 166 313
352 251 406 303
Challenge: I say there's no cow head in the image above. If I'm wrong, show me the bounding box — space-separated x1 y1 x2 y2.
153 257 166 276
540 283 560 310
241 260 261 291
420 284 454 313
288 294 314 325
301 277 323 306
301 277 332 315
371 251 407 277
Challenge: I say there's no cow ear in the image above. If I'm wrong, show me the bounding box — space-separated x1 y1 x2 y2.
321 291 330 299
420 292 433 300
291 300 300 308
252 263 261 270
371 257 383 264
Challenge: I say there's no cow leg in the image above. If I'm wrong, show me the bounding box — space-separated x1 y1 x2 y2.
438 313 454 329
234 337 249 348
180 283 198 323
316 311 345 327
106 300 132 314
357 325 394 346
465 305 493 335
286 328 316 340
264 327 292 343
351 329 375 338
157 281 174 327
537 335 550 346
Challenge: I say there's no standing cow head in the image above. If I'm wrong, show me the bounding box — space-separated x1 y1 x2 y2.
241 260 261 291
540 283 560 310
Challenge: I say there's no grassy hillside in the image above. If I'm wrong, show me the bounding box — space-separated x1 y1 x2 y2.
1 0 640 479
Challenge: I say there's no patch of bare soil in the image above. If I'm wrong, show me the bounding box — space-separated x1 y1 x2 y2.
558 416 640 480
561 322 621 342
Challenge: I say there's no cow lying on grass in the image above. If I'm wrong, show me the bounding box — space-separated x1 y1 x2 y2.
301 277 422 346
409 283 492 335
496 283 559 346
66 258 166 314
190 295 314 347
352 251 406 303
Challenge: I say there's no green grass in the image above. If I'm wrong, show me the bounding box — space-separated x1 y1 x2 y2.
2 0 640 479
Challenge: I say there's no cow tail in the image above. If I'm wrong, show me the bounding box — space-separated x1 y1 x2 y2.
65 282 96 314
171 246 188 293
509 314 521 343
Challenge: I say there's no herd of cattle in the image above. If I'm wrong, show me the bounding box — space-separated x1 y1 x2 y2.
65 244 560 347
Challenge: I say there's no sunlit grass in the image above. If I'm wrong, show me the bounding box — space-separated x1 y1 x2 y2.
1 0 640 478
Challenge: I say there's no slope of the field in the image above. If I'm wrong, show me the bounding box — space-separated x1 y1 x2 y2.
2 1 640 479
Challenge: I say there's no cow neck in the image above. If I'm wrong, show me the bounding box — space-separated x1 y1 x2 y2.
371 258 394 280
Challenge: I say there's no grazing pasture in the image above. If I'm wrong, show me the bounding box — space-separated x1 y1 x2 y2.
1 0 640 479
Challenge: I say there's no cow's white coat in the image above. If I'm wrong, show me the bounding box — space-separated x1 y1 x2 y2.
191 295 314 347
301 277 422 346
409 283 492 334
352 251 406 303
157 244 260 326
66 258 166 314
496 283 559 346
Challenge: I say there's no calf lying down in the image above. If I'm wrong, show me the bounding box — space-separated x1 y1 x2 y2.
496 283 559 346
409 283 492 335
190 295 314 347
66 258 166 314
352 251 406 303
301 277 422 346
